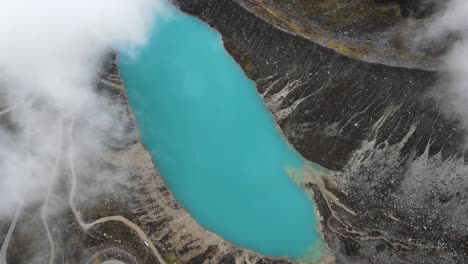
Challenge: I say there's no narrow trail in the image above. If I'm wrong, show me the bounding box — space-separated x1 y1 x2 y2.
0 101 31 264
40 118 64 264
0 204 22 264
67 118 168 264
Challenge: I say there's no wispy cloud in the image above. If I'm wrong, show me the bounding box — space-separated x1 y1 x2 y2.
0 0 162 215
423 0 468 129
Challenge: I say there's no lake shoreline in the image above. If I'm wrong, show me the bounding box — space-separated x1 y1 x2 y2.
106 51 303 264
118 4 334 261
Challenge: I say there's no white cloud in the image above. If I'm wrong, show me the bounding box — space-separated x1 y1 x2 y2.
424 0 468 127
0 0 163 215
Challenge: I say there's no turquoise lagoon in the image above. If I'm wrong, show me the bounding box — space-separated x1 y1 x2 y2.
119 4 324 261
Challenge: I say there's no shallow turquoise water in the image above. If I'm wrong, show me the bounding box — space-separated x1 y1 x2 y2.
119 5 322 260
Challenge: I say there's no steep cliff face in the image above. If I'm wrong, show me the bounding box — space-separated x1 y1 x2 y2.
174 0 468 263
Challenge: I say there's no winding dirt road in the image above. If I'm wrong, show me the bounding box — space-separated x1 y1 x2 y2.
68 118 167 264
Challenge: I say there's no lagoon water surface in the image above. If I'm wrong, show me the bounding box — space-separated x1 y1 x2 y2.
119 5 323 260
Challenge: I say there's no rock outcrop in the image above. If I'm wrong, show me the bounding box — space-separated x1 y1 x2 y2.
224 0 447 70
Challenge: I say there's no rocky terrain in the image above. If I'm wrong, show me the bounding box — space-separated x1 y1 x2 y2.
226 0 447 70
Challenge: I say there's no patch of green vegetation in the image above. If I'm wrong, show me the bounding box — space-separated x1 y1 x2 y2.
163 252 183 264
287 0 402 33
223 38 258 79
326 39 373 59
249 0 380 58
